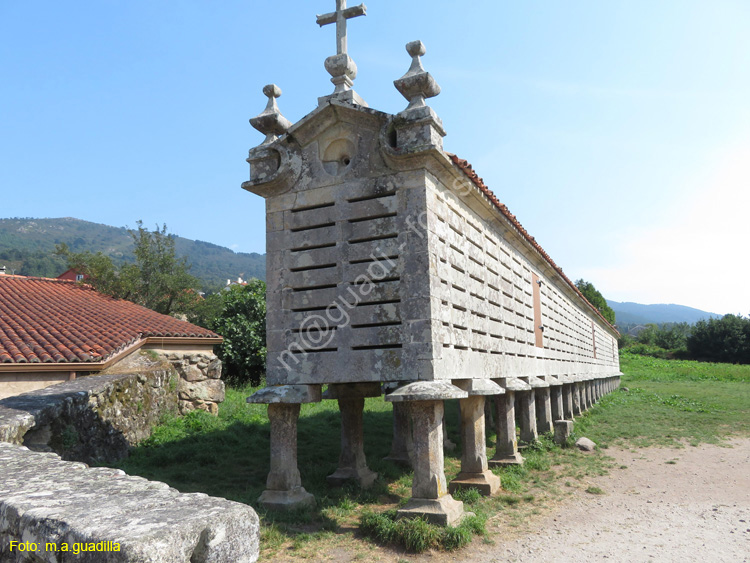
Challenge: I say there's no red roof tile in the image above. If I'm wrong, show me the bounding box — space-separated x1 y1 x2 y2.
0 275 220 364
448 154 618 335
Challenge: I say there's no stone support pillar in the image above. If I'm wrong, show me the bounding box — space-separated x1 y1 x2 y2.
519 390 538 444
326 397 378 487
258 403 316 510
489 386 525 466
386 381 469 526
572 381 583 416
449 379 503 496
550 381 564 422
535 386 553 434
443 414 457 452
324 383 381 488
247 384 321 511
562 382 574 420
384 401 413 467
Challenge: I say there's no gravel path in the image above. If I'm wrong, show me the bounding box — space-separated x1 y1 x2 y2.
455 438 750 563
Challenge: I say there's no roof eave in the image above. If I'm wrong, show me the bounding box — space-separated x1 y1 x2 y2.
0 336 223 373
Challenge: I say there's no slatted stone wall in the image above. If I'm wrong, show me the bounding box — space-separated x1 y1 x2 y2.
264 162 434 386
427 174 620 381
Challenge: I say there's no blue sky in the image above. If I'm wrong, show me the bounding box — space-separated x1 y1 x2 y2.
1 1 748 314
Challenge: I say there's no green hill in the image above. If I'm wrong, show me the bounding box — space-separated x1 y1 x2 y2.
607 300 721 326
0 217 265 289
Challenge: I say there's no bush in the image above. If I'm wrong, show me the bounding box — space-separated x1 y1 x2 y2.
212 280 267 385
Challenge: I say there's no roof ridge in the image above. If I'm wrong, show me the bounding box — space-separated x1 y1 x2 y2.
0 274 78 284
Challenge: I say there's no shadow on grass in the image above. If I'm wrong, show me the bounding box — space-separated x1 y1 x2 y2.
103 393 450 546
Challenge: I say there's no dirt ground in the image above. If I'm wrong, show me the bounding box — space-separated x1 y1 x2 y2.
320 438 749 563
422 438 750 563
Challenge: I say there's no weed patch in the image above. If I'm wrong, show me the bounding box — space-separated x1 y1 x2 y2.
359 510 486 553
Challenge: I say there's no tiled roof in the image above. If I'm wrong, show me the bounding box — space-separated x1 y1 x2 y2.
448 154 618 334
0 276 220 364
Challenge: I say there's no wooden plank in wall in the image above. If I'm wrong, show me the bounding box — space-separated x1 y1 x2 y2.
532 273 544 348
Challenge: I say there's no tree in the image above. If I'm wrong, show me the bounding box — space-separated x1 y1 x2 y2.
574 279 616 325
56 222 201 316
211 280 267 385
687 314 749 364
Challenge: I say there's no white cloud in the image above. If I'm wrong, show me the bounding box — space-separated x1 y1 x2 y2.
580 143 750 315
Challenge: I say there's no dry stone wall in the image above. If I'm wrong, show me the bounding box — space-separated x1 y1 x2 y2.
159 351 225 415
0 351 225 464
0 371 177 464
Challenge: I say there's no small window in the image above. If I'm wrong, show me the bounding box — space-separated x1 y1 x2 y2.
76 274 85 282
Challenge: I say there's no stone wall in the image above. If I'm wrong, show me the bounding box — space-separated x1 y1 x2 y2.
0 368 178 464
0 352 259 562
0 350 224 463
157 351 225 415
0 442 259 562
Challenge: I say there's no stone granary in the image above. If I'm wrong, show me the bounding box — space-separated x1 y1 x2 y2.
245 1 621 525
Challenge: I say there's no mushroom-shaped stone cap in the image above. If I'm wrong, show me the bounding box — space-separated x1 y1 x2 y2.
453 378 505 396
503 377 532 392
247 384 321 404
525 376 549 389
545 375 563 386
385 381 467 402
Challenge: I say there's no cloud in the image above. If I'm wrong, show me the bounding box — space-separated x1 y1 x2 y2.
580 143 750 315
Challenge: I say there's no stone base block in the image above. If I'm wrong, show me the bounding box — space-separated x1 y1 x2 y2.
396 495 470 526
258 487 316 511
488 452 525 467
448 470 501 497
553 420 574 446
326 467 378 489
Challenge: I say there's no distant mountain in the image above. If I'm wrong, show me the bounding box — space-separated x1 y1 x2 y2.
607 300 721 326
0 217 265 289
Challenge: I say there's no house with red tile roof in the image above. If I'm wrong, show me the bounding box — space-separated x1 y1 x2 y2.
0 273 222 400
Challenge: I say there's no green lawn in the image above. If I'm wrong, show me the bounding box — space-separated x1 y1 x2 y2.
107 354 750 558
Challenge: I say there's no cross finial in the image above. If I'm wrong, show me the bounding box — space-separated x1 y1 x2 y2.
316 0 366 57
316 1 367 104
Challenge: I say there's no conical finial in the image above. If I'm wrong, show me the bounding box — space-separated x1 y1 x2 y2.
394 40 441 112
250 84 292 145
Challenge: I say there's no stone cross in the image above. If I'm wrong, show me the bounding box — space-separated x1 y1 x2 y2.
316 0 366 56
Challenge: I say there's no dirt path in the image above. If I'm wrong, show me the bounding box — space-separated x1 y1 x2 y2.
289 439 750 562
451 438 750 563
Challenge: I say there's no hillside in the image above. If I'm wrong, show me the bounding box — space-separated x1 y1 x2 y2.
607 300 721 326
0 218 265 289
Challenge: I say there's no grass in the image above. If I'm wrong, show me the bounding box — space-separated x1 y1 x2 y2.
101 354 750 559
